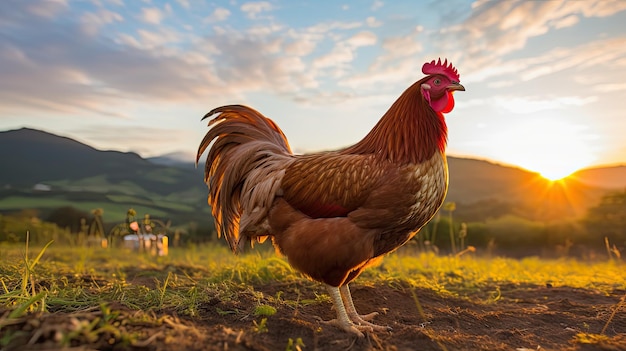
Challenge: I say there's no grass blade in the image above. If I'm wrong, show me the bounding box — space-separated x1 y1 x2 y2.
8 291 47 318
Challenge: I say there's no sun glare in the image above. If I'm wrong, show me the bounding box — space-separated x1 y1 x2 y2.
523 153 585 181
489 118 596 181
538 167 577 182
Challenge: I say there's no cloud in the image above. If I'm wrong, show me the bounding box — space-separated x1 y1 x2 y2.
202 26 318 93
312 31 377 75
551 14 579 29
80 9 123 36
139 7 164 24
284 35 317 56
6 0 621 125
240 1 273 19
0 0 67 26
307 20 362 34
437 0 626 76
346 31 377 47
339 57 420 90
175 0 190 9
593 83 626 93
471 0 490 10
247 23 284 37
135 28 183 49
0 4 236 117
71 124 195 156
282 20 370 60
494 96 597 114
371 0 384 11
105 0 125 6
379 26 422 59
463 36 626 84
338 26 424 89
26 0 68 18
576 0 626 17
365 16 382 28
205 7 231 23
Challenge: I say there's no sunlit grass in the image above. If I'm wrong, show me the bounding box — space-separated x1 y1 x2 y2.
368 250 626 295
1 242 625 349
2 243 624 310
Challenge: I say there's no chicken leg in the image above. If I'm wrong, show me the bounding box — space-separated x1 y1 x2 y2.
340 284 390 332
323 284 390 337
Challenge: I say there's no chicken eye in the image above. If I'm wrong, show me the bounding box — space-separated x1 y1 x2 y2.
433 78 441 85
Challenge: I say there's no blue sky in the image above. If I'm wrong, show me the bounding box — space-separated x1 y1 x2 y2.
1 0 626 179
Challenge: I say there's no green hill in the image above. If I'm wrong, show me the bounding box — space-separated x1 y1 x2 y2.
0 128 210 226
0 128 620 226
445 157 609 221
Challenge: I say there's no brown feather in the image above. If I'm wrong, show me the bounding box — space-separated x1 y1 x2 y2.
196 105 293 252
280 153 384 218
344 76 447 164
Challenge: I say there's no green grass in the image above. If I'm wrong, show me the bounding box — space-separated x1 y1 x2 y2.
0 242 625 350
0 196 71 209
0 173 207 223
1 243 624 312
106 194 196 212
47 176 142 194
142 168 187 184
371 251 626 295
0 196 170 219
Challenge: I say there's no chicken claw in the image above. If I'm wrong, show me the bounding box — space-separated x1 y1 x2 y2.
348 313 390 332
341 285 392 332
321 317 372 338
323 285 368 337
323 285 391 337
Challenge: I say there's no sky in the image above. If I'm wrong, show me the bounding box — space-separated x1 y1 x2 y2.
1 0 626 180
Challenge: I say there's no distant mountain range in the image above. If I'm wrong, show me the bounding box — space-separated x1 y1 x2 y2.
0 128 196 192
0 127 624 225
147 151 198 168
0 128 210 226
571 165 626 189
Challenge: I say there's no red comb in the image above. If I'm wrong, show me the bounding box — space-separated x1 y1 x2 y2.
422 58 460 82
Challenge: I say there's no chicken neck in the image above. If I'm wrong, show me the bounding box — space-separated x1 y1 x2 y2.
343 77 447 164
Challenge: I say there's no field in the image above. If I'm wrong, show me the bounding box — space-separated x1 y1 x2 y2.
1 242 625 351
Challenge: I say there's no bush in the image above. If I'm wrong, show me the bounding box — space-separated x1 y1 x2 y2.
47 206 91 233
582 190 626 249
482 215 546 251
0 212 72 245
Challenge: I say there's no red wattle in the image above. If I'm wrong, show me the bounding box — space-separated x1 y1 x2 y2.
430 92 452 113
440 92 455 114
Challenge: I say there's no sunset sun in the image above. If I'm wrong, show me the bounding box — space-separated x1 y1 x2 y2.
490 118 596 181
537 162 582 182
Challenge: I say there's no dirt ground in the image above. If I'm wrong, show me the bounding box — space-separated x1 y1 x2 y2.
2 281 625 351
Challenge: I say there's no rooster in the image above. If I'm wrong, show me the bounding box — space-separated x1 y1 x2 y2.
197 58 464 336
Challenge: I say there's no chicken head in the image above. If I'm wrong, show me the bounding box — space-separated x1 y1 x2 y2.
420 58 465 113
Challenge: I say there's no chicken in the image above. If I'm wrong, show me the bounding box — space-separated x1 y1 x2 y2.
197 58 464 337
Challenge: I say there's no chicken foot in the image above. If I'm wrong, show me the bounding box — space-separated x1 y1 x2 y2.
340 284 391 332
322 284 390 337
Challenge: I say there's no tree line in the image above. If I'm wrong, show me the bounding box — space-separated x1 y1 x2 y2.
0 189 624 258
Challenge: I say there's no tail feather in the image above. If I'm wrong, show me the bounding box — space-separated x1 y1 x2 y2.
197 105 293 253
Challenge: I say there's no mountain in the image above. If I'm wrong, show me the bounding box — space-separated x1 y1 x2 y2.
0 128 201 194
0 128 620 225
571 166 626 189
0 128 210 226
147 151 197 168
445 157 609 221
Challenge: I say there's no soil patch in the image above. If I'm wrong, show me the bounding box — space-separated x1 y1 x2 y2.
2 283 625 350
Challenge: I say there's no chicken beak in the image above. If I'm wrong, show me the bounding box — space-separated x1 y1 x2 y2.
447 82 465 92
